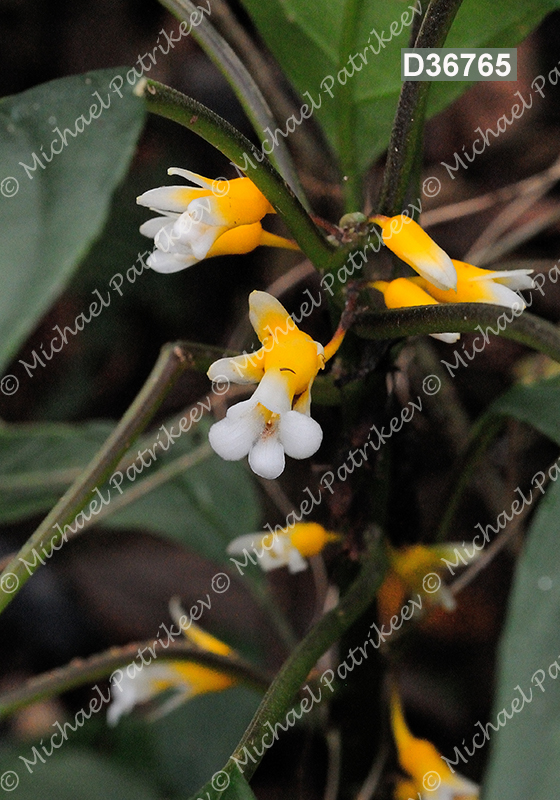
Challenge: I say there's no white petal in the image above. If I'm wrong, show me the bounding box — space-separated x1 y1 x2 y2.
208 402 262 461
140 215 177 239
226 533 263 555
207 355 262 385
167 167 214 190
279 411 323 459
287 549 308 574
259 539 292 571
147 250 198 273
136 186 202 213
107 669 158 726
248 434 285 479
412 250 457 292
470 269 534 290
171 214 225 260
430 331 460 343
154 220 194 255
479 282 526 310
188 196 229 227
251 369 292 414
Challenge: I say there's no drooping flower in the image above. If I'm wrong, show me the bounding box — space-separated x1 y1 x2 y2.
390 688 479 800
370 214 457 291
107 620 236 726
208 291 333 480
227 522 340 574
378 543 479 623
372 260 534 343
137 169 298 273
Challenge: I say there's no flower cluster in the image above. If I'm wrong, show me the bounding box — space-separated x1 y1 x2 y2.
370 214 534 342
207 291 330 480
391 687 479 800
137 169 298 273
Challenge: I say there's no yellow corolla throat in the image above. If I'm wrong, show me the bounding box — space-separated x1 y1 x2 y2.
263 332 325 397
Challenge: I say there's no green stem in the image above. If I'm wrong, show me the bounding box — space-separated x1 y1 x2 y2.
0 343 190 614
0 641 270 719
159 0 306 204
355 304 560 363
142 80 342 271
377 0 464 215
224 533 386 783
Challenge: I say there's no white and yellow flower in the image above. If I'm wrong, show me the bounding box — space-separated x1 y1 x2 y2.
391 688 479 800
208 291 330 480
107 621 236 726
370 214 457 291
137 169 298 273
227 522 339 574
372 260 534 343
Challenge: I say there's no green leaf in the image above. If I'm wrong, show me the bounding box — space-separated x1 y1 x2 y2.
105 428 260 562
0 68 145 375
148 688 260 798
0 420 114 522
0 417 260 561
481 477 560 800
238 0 560 181
487 375 560 446
0 748 164 800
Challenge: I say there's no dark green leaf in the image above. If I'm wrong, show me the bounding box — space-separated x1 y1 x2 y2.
149 688 260 798
0 417 260 561
0 748 163 800
238 0 560 180
487 375 560 446
481 477 560 800
0 68 145 375
0 421 113 522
